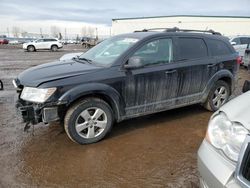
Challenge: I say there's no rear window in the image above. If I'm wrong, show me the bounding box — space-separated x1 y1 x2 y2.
208 39 232 56
178 38 208 60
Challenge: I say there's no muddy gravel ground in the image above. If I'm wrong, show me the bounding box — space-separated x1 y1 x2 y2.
0 45 249 188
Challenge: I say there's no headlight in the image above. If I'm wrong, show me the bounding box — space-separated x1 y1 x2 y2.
206 112 248 162
21 87 56 103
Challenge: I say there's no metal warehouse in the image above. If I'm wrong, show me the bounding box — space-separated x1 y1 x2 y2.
112 15 250 36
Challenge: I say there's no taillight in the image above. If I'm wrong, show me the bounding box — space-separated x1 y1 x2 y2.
236 56 242 65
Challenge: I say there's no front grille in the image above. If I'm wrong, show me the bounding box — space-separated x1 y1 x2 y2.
235 136 250 187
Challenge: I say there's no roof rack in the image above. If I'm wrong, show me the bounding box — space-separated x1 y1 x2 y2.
134 27 221 35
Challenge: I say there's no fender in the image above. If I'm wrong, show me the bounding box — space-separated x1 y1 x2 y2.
201 69 235 103
58 83 125 121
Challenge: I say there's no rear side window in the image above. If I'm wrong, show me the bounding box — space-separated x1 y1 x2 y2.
44 39 57 42
37 39 44 42
178 38 208 60
208 39 232 56
240 37 250 45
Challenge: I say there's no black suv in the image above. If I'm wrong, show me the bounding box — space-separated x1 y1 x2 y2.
13 28 239 144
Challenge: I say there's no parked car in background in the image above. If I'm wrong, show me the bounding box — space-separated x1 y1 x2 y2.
23 38 63 52
198 76 250 188
14 28 239 144
0 38 9 44
243 43 250 68
0 79 3 90
230 36 250 57
8 40 20 45
66 40 75 44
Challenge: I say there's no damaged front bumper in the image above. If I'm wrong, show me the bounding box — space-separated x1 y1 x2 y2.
16 99 64 125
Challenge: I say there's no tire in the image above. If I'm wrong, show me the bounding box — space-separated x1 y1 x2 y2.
51 45 58 52
204 80 230 111
64 98 114 144
27 45 35 52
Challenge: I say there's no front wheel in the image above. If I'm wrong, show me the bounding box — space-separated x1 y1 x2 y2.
204 80 230 111
64 98 114 144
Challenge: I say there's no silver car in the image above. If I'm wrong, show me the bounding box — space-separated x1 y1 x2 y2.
198 81 250 188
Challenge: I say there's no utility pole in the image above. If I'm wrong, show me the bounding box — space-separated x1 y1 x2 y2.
40 28 43 38
7 27 9 37
95 27 98 40
64 28 67 40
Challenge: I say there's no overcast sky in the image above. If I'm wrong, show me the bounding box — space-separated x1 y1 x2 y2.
0 0 250 36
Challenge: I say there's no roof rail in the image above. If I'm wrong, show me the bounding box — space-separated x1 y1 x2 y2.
134 27 221 35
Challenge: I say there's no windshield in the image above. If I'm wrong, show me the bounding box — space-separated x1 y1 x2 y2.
79 37 139 66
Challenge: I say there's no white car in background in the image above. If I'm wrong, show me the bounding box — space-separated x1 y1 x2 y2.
243 43 250 68
23 38 63 52
198 75 250 187
8 40 20 45
230 36 250 57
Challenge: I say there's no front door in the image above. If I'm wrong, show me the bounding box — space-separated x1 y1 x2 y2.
122 38 179 117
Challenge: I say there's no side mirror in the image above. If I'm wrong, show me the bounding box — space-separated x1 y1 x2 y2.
231 42 236 46
242 80 250 93
124 56 143 69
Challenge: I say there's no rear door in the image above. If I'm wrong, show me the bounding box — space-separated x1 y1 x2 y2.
44 39 53 49
174 37 212 104
122 37 179 116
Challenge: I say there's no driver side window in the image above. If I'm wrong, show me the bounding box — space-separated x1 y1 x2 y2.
132 38 173 66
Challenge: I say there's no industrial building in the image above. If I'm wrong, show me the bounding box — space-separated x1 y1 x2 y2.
112 15 250 36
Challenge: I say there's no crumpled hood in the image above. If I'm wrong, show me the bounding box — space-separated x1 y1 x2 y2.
18 60 101 87
219 91 250 129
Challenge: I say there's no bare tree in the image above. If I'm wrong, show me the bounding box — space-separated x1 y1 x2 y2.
50 26 61 38
12 26 20 37
21 31 28 38
81 26 87 37
87 26 95 38
76 34 80 42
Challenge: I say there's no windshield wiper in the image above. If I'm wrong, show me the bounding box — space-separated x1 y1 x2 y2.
78 57 93 64
72 56 93 64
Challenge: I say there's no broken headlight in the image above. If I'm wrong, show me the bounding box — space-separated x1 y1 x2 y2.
21 87 56 103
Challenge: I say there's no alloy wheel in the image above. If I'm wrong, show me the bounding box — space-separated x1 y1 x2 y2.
75 107 107 139
212 86 228 109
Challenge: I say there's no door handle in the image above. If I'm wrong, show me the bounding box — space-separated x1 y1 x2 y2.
165 70 177 74
207 64 217 68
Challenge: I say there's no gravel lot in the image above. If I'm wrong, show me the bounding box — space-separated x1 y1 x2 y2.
0 44 249 188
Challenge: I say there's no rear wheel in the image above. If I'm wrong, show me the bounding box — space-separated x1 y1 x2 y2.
27 45 35 52
204 80 230 111
64 98 114 144
51 45 58 52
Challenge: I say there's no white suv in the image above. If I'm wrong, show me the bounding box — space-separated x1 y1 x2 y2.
230 36 250 57
23 38 63 52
